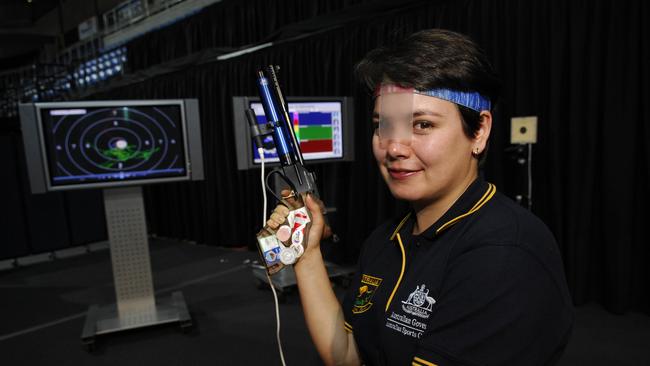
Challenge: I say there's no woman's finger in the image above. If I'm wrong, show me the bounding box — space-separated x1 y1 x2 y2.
270 212 286 225
273 205 289 217
280 188 302 209
266 219 280 229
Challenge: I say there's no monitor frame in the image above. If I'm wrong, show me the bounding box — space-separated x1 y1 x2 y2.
232 96 354 170
19 99 204 193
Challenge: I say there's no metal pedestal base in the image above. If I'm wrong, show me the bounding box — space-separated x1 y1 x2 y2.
81 291 192 350
81 187 192 350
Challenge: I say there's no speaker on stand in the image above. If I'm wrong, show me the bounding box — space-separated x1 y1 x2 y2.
507 116 538 210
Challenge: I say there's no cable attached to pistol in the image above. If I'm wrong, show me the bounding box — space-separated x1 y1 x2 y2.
258 148 287 366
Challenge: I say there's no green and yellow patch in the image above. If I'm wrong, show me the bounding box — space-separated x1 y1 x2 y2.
352 274 383 314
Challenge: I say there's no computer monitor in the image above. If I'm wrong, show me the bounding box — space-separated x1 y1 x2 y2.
19 99 204 193
232 96 354 170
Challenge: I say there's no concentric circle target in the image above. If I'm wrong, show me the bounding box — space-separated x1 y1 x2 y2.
45 105 186 185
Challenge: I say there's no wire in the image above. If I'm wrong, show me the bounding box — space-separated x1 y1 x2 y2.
527 143 533 210
266 271 287 366
260 147 267 224
259 147 287 366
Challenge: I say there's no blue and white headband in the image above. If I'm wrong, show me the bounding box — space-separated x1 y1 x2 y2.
375 84 491 112
416 88 491 112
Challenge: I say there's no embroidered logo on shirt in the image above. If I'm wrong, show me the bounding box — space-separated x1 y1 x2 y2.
401 284 435 319
386 311 427 339
385 283 434 339
352 274 383 314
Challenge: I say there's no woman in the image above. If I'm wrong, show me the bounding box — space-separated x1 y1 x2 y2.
267 29 573 366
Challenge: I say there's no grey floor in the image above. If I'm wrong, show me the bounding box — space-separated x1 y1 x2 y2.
0 239 648 365
559 304 650 365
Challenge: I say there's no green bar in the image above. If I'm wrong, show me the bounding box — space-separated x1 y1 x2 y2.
299 126 332 140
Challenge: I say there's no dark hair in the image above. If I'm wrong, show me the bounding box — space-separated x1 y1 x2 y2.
355 29 501 164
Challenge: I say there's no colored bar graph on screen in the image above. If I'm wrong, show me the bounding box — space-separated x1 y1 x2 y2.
301 139 333 153
292 110 335 154
299 126 332 140
250 101 344 163
297 112 332 125
293 111 300 141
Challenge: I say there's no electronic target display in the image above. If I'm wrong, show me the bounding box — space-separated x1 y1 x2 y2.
19 99 204 193
249 101 343 163
38 104 188 188
17 99 208 193
231 96 354 170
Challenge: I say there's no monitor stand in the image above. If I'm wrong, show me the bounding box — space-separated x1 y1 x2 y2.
81 186 191 350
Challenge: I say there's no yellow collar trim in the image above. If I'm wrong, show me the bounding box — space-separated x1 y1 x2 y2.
389 212 412 241
385 233 406 312
436 183 496 234
389 183 496 240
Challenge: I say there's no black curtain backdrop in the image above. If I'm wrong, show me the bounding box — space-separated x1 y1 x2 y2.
125 0 375 72
51 0 650 315
0 121 107 259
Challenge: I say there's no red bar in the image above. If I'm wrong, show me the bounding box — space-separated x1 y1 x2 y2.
300 139 332 153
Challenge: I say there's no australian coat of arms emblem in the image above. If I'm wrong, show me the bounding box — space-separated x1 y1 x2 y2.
401 284 436 319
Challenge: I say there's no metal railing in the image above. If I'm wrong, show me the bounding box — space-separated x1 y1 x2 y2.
103 0 186 35
0 0 194 118
0 41 127 118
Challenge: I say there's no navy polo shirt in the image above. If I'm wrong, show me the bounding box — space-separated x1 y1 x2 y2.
342 178 574 366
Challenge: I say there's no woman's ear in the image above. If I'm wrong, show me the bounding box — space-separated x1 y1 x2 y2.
474 111 492 152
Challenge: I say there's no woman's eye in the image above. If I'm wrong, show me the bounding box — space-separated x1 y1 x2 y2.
413 121 434 131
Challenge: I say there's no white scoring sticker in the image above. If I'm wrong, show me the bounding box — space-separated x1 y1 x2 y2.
258 235 281 252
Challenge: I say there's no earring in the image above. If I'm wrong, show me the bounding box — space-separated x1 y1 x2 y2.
472 147 480 157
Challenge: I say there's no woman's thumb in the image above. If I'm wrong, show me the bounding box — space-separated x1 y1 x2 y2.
305 194 324 226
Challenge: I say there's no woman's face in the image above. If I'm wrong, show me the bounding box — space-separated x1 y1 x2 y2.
372 94 484 206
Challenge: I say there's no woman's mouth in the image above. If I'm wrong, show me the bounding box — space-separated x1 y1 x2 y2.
387 168 421 180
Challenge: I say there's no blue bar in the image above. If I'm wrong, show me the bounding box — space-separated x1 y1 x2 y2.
256 75 294 164
295 112 333 126
257 76 282 123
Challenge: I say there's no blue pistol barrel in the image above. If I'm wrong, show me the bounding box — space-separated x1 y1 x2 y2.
256 71 294 166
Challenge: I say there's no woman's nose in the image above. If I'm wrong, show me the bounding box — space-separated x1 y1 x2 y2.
385 139 411 159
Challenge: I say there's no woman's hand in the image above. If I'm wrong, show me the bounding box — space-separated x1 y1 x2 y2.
265 190 331 255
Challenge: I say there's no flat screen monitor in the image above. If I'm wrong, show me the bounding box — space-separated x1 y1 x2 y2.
232 96 354 170
19 99 204 193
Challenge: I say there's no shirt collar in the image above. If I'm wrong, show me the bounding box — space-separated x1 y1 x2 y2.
390 178 496 241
